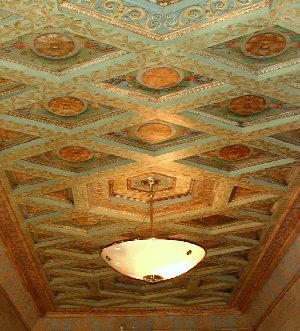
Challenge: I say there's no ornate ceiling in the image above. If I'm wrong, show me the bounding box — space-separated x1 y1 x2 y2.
0 0 299 316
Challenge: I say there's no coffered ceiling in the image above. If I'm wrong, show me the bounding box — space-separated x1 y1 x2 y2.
0 0 299 316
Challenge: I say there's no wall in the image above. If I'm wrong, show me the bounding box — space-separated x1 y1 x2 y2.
256 276 300 331
33 314 252 331
246 234 300 330
0 237 39 330
0 286 28 331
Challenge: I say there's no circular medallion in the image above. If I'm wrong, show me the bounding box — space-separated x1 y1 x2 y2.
229 95 267 116
57 146 94 163
137 66 183 90
137 123 175 143
46 97 87 117
71 216 100 227
242 32 289 59
218 145 251 161
32 33 79 59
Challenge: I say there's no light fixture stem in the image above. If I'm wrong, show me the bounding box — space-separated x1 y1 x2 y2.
147 178 156 238
150 192 154 238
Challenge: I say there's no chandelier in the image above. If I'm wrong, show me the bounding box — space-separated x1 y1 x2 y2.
100 178 206 283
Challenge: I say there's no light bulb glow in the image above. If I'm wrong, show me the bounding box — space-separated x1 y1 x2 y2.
101 238 205 282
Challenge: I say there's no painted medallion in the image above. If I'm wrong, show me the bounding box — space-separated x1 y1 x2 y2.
57 146 94 163
229 95 267 116
137 123 174 143
137 67 183 89
32 33 79 59
242 32 288 58
46 97 87 117
71 216 100 226
218 145 251 161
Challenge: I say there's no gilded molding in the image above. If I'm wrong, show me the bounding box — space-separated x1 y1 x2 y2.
196 50 300 76
190 108 300 127
4 108 128 129
49 306 241 316
0 50 128 76
0 84 29 98
93 81 224 103
60 1 270 41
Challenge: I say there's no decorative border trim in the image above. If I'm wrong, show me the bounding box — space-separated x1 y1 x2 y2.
4 108 128 129
60 1 270 41
189 108 300 128
196 50 300 76
0 84 29 97
46 306 241 316
0 50 128 76
92 81 224 103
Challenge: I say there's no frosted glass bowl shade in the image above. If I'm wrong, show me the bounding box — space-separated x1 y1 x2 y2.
101 238 206 283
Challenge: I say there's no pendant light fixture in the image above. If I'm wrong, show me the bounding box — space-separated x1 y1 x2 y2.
100 178 206 283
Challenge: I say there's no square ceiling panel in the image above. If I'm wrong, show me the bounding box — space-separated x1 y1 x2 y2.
6 97 127 129
101 120 213 155
23 146 132 175
183 94 300 133
0 0 299 322
0 26 124 75
95 65 218 103
203 25 300 74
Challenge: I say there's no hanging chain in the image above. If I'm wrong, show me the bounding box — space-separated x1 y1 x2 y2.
148 178 156 238
142 178 159 238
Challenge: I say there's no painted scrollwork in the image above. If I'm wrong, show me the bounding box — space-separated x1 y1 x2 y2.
82 0 256 34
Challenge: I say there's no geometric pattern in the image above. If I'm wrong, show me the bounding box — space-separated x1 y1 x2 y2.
0 0 299 318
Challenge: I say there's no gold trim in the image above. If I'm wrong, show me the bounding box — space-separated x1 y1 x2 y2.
191 108 300 128
4 108 128 129
0 50 128 76
46 306 241 316
104 132 210 151
60 1 270 41
0 84 29 97
197 50 300 76
92 81 224 103
286 81 300 89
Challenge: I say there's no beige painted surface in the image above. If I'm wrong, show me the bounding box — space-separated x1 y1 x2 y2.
257 277 300 331
0 287 27 331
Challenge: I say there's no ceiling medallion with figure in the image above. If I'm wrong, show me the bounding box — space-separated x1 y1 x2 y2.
57 146 94 163
71 216 101 227
229 95 267 116
218 145 252 161
137 122 175 143
241 32 289 59
31 33 80 59
137 66 184 90
46 97 87 117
